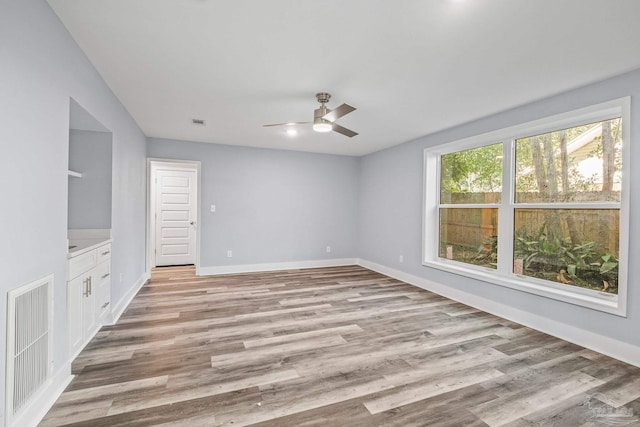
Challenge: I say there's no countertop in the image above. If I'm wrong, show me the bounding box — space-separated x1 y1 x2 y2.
68 238 112 258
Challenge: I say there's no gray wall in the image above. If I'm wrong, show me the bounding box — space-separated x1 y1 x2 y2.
68 130 113 229
0 0 147 423
358 68 640 348
147 138 360 267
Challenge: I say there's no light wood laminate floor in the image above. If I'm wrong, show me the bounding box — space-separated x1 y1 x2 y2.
41 265 640 426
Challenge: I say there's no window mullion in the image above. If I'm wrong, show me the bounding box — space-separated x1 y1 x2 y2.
511 202 620 209
496 139 514 276
438 203 500 209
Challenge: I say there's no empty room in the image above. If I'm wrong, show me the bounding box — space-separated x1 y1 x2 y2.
3 0 640 426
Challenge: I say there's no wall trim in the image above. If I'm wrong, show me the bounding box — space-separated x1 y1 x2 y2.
10 361 72 427
109 271 150 324
198 258 358 276
357 258 640 368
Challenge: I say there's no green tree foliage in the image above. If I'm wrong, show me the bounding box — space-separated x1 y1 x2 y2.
440 143 502 202
514 119 621 201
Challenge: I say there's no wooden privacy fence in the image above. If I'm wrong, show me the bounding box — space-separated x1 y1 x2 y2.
440 192 620 253
440 208 497 250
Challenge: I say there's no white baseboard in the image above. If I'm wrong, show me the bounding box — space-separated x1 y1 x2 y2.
358 258 640 368
198 258 358 276
109 271 150 324
9 361 73 427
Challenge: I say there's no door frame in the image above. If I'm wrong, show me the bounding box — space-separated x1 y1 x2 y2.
147 158 202 273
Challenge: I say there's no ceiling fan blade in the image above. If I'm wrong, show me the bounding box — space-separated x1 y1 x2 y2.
332 123 358 138
322 103 356 122
263 121 311 127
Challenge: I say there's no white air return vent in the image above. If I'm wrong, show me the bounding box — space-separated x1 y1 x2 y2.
5 274 53 426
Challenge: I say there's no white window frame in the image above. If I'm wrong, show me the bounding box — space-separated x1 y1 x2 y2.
423 97 630 316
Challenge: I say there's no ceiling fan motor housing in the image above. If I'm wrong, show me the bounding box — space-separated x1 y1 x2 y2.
313 92 333 131
313 106 333 132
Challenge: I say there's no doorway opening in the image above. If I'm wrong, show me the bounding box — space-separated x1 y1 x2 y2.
148 160 201 271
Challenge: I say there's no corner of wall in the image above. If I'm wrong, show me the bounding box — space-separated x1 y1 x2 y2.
109 271 150 324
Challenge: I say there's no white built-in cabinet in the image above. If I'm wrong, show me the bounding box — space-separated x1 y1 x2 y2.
68 241 111 358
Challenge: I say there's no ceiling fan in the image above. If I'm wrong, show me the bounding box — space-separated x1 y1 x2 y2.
264 92 358 137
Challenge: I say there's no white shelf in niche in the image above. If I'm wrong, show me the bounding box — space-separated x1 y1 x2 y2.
68 170 83 178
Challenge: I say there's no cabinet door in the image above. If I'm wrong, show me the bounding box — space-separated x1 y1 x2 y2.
82 273 97 339
68 275 84 357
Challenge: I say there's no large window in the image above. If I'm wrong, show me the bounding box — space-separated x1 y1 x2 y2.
423 98 630 315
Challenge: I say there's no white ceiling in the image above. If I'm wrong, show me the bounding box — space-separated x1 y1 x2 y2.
48 0 640 156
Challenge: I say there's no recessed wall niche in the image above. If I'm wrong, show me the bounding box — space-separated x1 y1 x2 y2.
67 99 113 229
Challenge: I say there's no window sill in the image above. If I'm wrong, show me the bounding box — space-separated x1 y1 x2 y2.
422 259 625 317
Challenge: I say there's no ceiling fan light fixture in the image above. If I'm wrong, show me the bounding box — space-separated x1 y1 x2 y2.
313 120 333 133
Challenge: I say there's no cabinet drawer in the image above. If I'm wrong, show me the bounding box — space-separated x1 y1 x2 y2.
69 250 97 280
97 243 112 263
95 260 111 282
95 260 111 315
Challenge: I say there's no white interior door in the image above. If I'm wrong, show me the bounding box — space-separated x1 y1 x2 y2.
154 166 197 266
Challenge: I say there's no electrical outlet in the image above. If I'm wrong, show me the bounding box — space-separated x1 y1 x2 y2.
326 246 331 253
399 255 404 263
227 250 233 258
119 273 124 283
210 204 216 213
